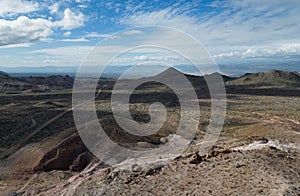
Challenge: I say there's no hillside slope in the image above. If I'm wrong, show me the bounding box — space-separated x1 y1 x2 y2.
0 72 74 93
227 70 300 87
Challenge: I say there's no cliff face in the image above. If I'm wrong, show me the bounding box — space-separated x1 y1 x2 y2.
5 133 96 174
34 133 94 172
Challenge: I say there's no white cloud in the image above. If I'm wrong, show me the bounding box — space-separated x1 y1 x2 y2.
121 8 199 31
43 59 62 64
49 3 59 14
29 45 171 66
63 31 72 37
84 32 119 40
0 8 85 46
74 0 91 9
121 0 300 63
59 37 89 42
85 32 112 38
57 8 85 30
214 43 300 59
75 0 91 3
29 46 93 66
0 0 38 16
39 38 53 42
30 45 129 60
0 43 33 49
133 55 179 61
31 46 93 56
78 4 88 9
122 30 143 35
0 16 53 45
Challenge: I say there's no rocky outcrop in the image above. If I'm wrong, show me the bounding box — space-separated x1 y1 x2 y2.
34 133 93 172
70 151 93 172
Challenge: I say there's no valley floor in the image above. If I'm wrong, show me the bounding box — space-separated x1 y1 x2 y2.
0 92 299 195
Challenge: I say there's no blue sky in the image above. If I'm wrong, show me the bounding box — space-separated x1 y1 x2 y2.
0 0 300 74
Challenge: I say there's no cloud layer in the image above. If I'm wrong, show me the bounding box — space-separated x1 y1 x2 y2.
1 0 300 72
0 1 85 46
121 0 300 63
0 0 38 16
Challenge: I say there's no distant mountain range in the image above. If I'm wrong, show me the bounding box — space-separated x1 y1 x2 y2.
0 68 299 94
157 68 300 97
0 65 198 78
0 71 8 76
0 72 74 94
1 61 300 78
154 68 300 88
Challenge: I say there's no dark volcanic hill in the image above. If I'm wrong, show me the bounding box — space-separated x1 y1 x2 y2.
0 72 32 94
2 68 300 95
0 72 74 94
124 68 234 99
130 68 300 98
0 71 8 76
152 67 234 86
227 70 300 87
21 75 74 90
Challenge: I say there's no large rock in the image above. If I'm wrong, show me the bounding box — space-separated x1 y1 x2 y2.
34 133 90 172
69 151 93 172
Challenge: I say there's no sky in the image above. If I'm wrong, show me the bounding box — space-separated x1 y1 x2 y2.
0 0 300 75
